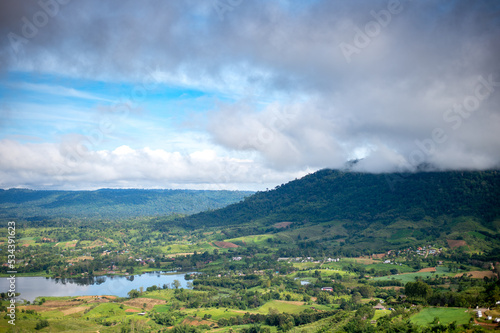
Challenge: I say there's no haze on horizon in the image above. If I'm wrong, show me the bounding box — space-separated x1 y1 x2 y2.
0 0 499 191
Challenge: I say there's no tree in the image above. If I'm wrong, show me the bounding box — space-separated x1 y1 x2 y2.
173 279 181 289
405 281 432 301
35 319 49 330
351 292 362 304
128 289 140 298
355 305 375 320
358 285 374 298
317 292 330 305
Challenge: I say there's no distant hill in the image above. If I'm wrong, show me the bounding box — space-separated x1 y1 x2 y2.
176 170 500 229
0 189 253 220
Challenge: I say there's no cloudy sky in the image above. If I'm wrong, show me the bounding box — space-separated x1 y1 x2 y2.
0 0 499 190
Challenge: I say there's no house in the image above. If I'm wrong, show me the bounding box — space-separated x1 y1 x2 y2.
373 303 386 310
321 287 333 292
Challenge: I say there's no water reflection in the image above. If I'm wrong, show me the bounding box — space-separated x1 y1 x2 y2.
1 271 193 302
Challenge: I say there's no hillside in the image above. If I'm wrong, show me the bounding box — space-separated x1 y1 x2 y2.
177 170 500 228
0 189 253 220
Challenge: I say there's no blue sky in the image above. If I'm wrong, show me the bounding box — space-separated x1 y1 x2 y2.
1 71 216 149
0 0 499 190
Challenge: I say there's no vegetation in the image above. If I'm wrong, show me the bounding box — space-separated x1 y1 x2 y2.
1 169 499 332
176 170 500 228
0 188 252 220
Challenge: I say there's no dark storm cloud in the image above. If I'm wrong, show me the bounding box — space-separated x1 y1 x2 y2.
1 0 500 175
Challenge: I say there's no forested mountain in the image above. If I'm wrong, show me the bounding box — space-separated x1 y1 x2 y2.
177 170 500 229
0 189 253 220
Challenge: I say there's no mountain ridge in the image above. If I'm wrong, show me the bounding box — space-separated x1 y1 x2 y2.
0 188 254 220
175 169 500 230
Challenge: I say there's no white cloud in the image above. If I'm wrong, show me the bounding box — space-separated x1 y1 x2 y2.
0 140 306 190
0 0 499 190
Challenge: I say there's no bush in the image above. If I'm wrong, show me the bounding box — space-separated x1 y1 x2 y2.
35 319 49 330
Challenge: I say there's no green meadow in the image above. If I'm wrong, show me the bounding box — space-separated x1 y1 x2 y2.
410 307 471 326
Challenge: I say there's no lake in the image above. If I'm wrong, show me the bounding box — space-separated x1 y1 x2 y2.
0 271 194 302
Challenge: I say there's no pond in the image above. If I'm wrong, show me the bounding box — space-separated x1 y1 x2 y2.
0 271 194 302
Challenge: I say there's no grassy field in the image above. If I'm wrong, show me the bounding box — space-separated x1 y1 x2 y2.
161 242 215 254
141 288 175 300
225 234 276 246
290 268 355 279
373 309 391 321
372 266 457 284
55 240 78 248
363 263 415 273
291 262 322 269
372 272 437 284
184 307 246 320
257 300 306 314
410 307 471 326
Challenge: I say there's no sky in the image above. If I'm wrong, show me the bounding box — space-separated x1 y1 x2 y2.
0 0 499 191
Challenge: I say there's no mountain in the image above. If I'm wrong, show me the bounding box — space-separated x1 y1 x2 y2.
166 170 500 255
176 169 500 229
0 189 253 220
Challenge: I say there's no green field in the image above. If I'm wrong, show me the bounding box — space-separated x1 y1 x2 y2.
54 240 78 248
372 272 437 284
410 307 471 326
373 309 391 321
290 268 355 278
184 307 246 320
225 234 276 246
85 303 128 320
364 263 415 273
291 262 321 269
18 237 39 247
372 267 455 284
257 300 314 314
161 242 215 254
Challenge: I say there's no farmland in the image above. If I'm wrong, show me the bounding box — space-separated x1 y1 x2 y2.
410 307 472 326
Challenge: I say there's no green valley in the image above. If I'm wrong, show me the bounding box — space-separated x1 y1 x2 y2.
1 170 500 332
